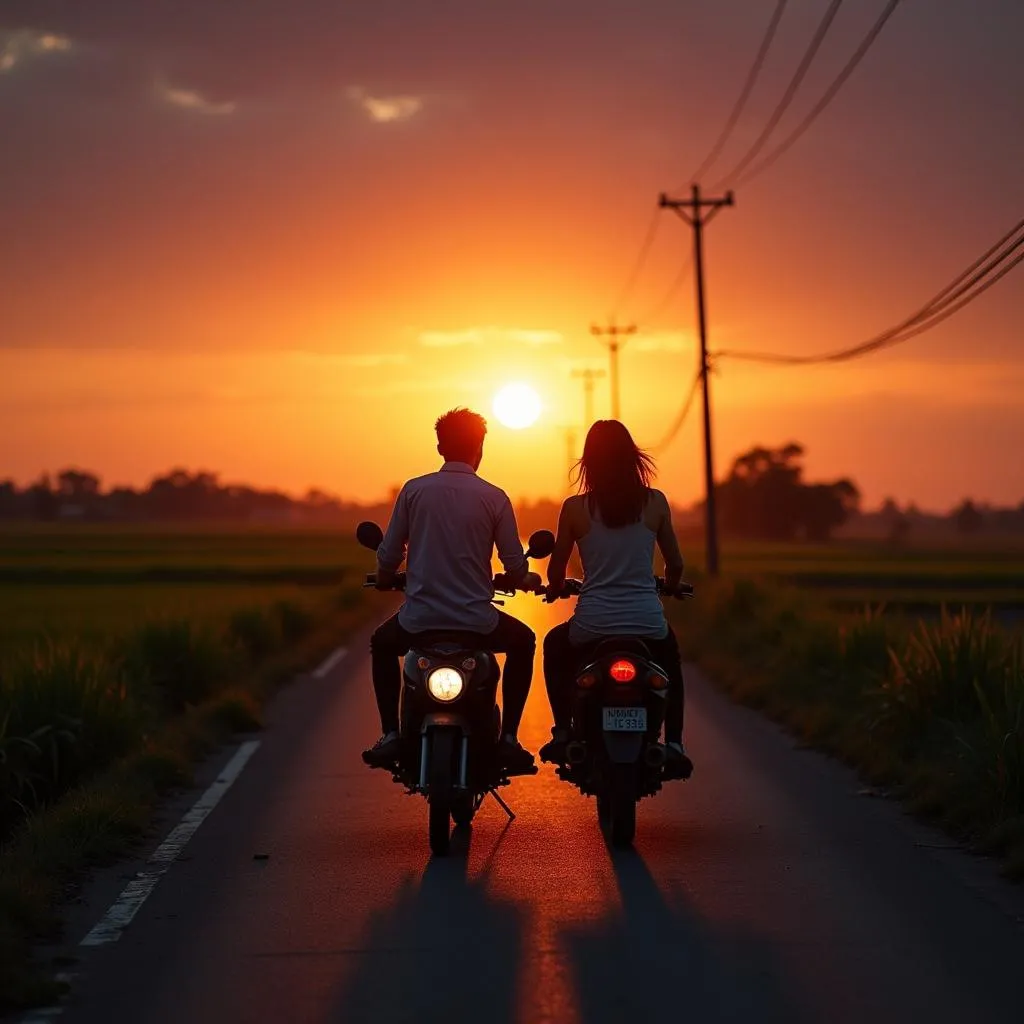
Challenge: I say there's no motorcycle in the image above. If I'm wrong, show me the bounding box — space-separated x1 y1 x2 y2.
355 521 554 856
546 575 694 847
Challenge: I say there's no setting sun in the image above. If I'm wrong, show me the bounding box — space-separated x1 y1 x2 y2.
493 383 542 430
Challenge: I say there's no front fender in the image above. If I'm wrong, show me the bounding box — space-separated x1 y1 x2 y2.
420 713 470 734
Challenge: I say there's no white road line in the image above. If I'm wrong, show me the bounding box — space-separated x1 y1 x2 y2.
312 645 348 679
80 740 261 947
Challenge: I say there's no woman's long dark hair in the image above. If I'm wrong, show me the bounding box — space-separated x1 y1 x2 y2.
573 420 656 528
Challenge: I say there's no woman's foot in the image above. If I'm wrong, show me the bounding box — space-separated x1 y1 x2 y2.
663 741 693 780
539 728 570 764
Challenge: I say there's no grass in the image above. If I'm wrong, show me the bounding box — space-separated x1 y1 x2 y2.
0 525 373 1012
670 576 1024 877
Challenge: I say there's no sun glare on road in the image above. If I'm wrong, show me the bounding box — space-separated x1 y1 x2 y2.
493 383 542 430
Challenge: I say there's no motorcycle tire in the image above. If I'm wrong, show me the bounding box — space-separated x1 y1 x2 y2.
609 764 637 848
451 793 475 828
427 730 456 856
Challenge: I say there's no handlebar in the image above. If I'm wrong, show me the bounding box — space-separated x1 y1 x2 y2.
364 571 545 597
363 571 407 590
364 572 693 600
545 577 694 601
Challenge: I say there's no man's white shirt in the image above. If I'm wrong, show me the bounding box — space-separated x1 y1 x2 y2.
376 462 527 633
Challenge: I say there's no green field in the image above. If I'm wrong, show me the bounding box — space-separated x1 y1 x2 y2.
0 525 364 656
5 528 1022 655
680 540 1024 614
0 524 374 840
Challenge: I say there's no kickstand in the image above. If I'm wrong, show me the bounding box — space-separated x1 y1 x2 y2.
487 787 516 821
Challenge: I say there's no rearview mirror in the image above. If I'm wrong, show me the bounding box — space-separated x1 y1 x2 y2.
356 521 385 551
525 529 555 560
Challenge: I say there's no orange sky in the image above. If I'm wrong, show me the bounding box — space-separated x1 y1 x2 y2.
1 1 1022 510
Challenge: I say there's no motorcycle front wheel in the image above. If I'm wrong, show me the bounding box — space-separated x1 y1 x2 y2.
451 793 476 827
427 730 457 856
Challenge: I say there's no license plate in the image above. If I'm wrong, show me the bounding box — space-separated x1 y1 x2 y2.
602 707 647 732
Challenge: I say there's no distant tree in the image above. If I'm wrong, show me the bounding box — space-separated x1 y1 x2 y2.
28 474 57 520
105 486 141 520
880 497 911 544
57 468 100 500
953 499 984 535
716 442 860 542
145 469 223 519
0 480 23 520
802 480 860 541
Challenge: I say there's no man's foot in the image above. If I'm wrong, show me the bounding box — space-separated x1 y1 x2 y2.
498 735 536 774
362 731 401 768
539 728 569 764
663 741 693 780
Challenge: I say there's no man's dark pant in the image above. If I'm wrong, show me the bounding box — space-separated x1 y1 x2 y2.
370 611 537 737
542 623 686 744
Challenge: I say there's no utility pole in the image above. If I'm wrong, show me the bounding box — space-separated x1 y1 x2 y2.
571 367 606 430
573 366 602 430
590 319 636 421
659 184 734 577
563 426 578 488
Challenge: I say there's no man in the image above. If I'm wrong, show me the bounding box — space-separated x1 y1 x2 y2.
362 407 541 772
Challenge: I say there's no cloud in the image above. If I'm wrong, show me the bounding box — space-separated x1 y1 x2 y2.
0 29 72 73
418 327 563 348
157 79 236 116
347 86 423 123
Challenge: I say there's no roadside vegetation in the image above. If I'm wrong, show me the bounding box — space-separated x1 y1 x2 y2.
0 526 372 1012
671 576 1024 879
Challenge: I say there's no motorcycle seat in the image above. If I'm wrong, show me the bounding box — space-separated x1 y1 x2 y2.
408 632 492 653
592 637 652 659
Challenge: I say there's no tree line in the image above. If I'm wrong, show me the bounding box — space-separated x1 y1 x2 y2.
0 468 379 526
4 446 1022 540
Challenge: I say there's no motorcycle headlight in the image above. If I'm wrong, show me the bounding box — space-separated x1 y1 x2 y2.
426 666 464 702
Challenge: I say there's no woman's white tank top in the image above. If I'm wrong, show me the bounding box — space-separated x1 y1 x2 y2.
571 498 668 642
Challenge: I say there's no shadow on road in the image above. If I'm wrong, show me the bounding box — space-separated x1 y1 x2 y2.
564 843 810 1024
327 825 525 1023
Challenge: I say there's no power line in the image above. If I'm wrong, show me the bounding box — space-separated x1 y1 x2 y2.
724 226 1024 364
609 206 662 318
734 0 904 188
687 0 790 186
711 0 845 192
717 218 1024 365
651 371 702 454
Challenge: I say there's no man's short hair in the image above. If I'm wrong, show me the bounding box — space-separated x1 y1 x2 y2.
435 408 487 462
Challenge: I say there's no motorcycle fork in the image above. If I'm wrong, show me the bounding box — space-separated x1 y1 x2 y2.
418 731 470 791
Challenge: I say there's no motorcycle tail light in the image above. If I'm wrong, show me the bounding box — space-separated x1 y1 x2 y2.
576 671 597 689
609 659 637 683
649 671 669 689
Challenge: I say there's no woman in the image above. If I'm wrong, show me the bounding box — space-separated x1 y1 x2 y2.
540 419 693 778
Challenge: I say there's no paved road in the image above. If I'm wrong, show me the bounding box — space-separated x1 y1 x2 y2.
49 596 1024 1024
